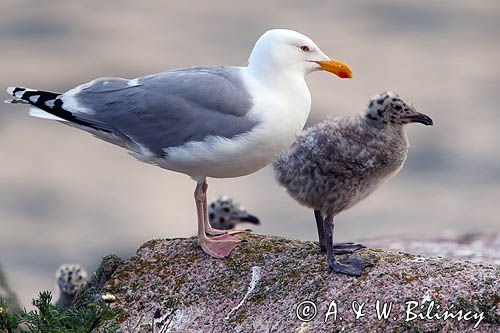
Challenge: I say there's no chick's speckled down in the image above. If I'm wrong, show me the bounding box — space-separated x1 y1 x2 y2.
273 92 420 216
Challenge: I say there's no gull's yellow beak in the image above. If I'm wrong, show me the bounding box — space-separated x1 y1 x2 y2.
315 58 353 79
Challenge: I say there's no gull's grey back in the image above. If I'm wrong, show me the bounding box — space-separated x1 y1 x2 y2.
63 66 258 156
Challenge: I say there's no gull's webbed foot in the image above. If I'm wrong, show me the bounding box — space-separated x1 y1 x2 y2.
328 253 372 277
198 234 244 259
333 242 365 255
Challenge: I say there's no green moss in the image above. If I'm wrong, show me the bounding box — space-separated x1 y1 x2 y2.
393 322 431 333
137 238 163 252
455 292 499 324
483 277 494 285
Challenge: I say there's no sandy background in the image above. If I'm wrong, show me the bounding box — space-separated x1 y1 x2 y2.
0 1 499 307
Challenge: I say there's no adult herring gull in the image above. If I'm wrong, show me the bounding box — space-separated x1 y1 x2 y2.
5 29 352 259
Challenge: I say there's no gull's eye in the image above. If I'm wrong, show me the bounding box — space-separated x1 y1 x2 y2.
300 45 310 52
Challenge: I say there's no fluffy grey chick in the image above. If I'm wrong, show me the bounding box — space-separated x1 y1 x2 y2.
55 264 88 308
274 92 433 276
208 196 260 230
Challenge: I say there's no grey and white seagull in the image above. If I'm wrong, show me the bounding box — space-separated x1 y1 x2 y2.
5 29 352 259
274 92 433 276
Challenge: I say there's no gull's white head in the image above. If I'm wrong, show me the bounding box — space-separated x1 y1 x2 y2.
248 29 352 78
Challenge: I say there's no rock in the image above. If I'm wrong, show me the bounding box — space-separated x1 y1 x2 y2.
73 254 125 310
0 261 21 312
90 235 498 332
363 232 500 265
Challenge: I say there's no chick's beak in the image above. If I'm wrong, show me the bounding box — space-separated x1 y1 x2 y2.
239 214 260 225
408 113 434 126
314 58 353 79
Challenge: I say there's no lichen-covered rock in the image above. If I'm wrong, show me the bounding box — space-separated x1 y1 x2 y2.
0 261 21 312
99 235 498 332
73 254 125 310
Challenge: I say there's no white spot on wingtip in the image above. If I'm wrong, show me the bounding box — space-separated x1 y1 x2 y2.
11 87 35 98
6 87 15 95
45 99 55 108
29 95 40 103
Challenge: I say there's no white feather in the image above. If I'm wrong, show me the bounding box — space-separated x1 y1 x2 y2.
29 107 66 121
127 78 140 87
61 81 96 114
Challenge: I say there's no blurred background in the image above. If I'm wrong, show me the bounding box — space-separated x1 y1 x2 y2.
0 0 499 307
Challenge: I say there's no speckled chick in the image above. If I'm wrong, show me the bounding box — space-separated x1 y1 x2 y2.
55 264 88 308
208 196 260 230
273 91 433 276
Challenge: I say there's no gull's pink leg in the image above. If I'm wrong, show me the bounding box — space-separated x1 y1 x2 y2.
206 226 252 236
201 180 252 236
195 180 242 259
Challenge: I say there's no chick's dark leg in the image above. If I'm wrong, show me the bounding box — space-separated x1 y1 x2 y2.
323 214 372 276
314 210 327 252
316 210 364 254
323 214 336 268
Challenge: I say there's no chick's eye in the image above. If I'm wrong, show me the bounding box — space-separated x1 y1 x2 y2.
300 45 310 52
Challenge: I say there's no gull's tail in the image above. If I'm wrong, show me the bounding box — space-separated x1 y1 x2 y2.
5 86 66 121
5 86 127 138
